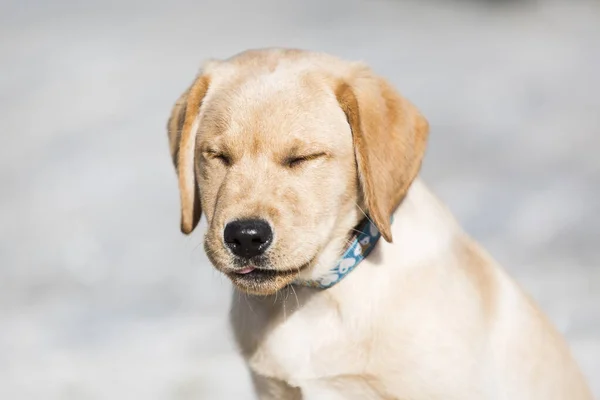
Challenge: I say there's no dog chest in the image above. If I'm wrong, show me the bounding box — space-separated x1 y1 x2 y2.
242 292 372 385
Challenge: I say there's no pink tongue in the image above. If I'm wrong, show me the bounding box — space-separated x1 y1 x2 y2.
237 267 255 274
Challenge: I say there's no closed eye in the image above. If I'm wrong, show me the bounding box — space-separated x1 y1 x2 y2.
284 152 328 168
204 150 232 166
215 153 231 166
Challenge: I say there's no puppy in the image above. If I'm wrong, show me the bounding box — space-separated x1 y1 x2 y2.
167 48 592 399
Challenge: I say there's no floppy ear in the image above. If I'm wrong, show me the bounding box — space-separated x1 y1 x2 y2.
336 69 429 242
166 74 211 234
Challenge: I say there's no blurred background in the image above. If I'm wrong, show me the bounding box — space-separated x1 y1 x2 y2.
1 0 599 398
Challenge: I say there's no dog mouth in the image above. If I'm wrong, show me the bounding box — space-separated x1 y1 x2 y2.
233 266 298 281
229 265 301 283
225 264 309 295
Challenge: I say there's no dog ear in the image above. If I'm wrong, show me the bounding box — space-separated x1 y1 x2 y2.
335 69 429 242
167 74 211 234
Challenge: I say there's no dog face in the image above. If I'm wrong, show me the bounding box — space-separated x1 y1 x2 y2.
196 63 359 294
167 49 428 295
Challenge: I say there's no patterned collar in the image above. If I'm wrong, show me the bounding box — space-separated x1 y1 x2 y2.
292 217 383 289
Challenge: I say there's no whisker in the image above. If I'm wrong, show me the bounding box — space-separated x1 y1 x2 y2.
282 289 288 322
243 291 256 316
192 241 204 253
349 228 363 235
290 284 300 310
233 288 241 309
354 202 375 227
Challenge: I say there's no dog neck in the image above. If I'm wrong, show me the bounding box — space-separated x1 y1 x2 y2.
293 178 458 289
292 217 384 289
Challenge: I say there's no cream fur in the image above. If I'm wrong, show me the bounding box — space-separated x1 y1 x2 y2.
166 48 592 399
231 180 592 399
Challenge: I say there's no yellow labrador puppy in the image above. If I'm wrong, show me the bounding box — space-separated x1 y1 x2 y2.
167 48 592 399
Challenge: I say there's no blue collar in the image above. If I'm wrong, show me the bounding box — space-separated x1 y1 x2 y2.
293 218 383 289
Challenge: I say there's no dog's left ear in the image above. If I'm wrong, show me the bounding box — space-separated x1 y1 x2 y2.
336 68 429 242
167 73 211 234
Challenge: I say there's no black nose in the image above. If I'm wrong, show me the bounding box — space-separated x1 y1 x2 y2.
224 219 273 259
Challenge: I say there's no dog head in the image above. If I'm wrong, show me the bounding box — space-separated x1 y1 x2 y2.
167 49 428 295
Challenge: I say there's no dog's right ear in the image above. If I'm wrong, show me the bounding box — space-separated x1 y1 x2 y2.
167 74 211 235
